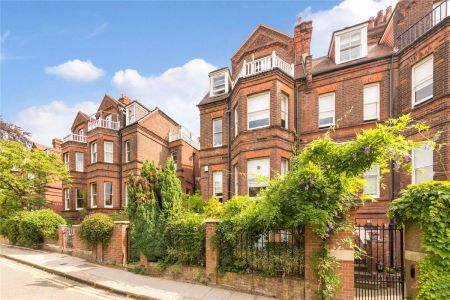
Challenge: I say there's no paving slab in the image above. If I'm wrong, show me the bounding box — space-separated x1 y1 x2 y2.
0 244 274 300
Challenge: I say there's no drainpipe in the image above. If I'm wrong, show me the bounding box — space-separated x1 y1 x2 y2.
226 97 232 200
118 123 123 209
388 53 395 268
192 152 196 193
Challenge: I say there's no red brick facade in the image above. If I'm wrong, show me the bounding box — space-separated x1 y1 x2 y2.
57 94 199 220
198 0 450 226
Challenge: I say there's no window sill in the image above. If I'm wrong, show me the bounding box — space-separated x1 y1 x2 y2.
412 95 433 108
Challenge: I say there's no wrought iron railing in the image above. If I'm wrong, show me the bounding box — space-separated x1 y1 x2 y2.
397 0 449 50
62 133 87 143
218 228 305 277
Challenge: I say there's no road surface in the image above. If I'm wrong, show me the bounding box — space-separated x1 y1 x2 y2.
0 257 129 300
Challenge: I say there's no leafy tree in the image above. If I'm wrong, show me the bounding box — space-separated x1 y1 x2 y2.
0 116 31 146
0 140 71 218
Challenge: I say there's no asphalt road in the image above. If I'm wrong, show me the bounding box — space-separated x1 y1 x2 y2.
0 257 129 300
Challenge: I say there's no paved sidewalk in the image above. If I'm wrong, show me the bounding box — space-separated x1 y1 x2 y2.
0 244 273 300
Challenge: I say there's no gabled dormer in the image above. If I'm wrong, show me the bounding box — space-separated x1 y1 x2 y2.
209 68 231 97
125 101 150 126
329 22 368 65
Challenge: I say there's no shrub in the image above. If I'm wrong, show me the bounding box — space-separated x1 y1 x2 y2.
181 192 205 214
0 211 31 244
164 211 205 266
79 213 114 248
19 209 66 246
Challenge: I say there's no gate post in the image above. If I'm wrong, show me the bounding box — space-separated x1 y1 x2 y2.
204 219 220 283
305 211 355 300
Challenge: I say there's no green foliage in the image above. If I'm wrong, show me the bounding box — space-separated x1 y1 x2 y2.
79 213 114 248
110 210 129 221
204 197 223 219
312 247 340 300
164 211 205 266
15 209 66 246
0 140 71 218
0 211 31 244
388 181 450 299
181 192 205 214
127 159 183 262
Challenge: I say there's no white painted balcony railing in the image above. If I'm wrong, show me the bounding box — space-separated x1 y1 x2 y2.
235 50 294 84
62 133 87 143
87 118 121 131
168 127 200 149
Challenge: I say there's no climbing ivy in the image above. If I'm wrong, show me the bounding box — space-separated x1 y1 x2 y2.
388 181 450 299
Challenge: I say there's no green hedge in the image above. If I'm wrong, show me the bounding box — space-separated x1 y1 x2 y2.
164 211 205 266
0 209 65 246
79 213 114 247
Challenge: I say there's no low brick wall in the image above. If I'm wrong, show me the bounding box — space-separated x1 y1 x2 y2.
55 221 129 266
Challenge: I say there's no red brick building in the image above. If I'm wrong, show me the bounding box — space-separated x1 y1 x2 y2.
56 94 199 220
198 0 449 224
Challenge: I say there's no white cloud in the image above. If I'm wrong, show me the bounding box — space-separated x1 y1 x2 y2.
298 0 397 56
112 58 216 135
45 59 105 82
15 100 98 145
88 22 109 38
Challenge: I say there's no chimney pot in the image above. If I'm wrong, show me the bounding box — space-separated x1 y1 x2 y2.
368 17 375 29
375 9 384 26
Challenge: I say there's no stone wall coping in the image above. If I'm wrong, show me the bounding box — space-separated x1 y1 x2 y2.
204 219 221 223
113 221 130 224
59 224 68 228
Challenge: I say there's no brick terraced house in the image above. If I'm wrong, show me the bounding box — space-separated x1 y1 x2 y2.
56 94 199 219
198 0 449 224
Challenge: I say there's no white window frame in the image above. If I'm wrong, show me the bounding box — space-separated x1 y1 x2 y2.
125 140 131 163
412 144 434 184
75 152 84 172
212 75 226 96
213 119 222 147
90 183 97 208
234 106 238 137
363 83 380 121
104 182 113 208
91 142 97 163
124 183 129 208
363 164 380 198
63 153 69 168
412 55 433 107
335 24 368 64
281 159 289 177
318 93 336 128
64 188 70 211
247 157 270 197
281 94 288 129
213 171 223 201
247 92 270 130
78 129 84 136
76 188 83 210
104 141 113 163
127 105 135 125
234 164 239 195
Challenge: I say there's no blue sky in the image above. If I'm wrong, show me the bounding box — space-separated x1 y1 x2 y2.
1 0 396 144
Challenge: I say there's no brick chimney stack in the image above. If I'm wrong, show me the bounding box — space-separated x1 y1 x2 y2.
368 17 375 29
384 6 393 22
52 138 62 151
375 9 384 26
294 18 313 66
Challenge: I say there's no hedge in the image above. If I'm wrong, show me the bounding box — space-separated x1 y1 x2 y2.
79 213 114 248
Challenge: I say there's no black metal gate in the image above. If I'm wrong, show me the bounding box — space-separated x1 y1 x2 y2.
354 223 404 299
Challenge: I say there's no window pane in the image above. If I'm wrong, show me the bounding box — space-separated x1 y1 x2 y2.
414 145 433 168
248 114 269 128
248 92 270 113
414 166 433 184
213 119 222 132
415 83 433 103
364 176 378 195
247 158 270 190
364 103 378 120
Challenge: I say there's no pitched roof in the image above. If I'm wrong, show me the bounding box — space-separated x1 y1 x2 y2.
70 111 90 132
197 92 229 106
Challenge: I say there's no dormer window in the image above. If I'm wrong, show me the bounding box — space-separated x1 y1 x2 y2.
209 69 230 97
127 105 135 125
334 24 368 64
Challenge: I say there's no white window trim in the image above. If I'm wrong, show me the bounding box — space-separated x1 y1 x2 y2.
213 119 222 147
363 83 380 121
281 94 288 129
363 165 380 198
75 152 84 172
411 145 434 185
63 153 70 168
281 159 289 177
212 171 223 200
234 164 239 195
335 24 368 64
247 92 270 130
64 189 70 211
318 92 336 128
210 73 229 97
91 142 97 163
76 189 83 210
234 107 239 137
104 182 113 208
411 55 433 107
104 141 113 163
90 183 97 208
125 141 131 163
247 157 270 197
126 105 136 125
124 183 129 208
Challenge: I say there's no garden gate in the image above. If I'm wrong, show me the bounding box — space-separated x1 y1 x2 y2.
354 223 404 299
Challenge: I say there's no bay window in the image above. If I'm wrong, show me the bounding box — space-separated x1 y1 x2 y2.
234 164 239 195
63 152 69 168
248 92 270 129
91 142 97 163
234 106 238 137
76 189 83 210
64 188 69 210
90 183 97 208
75 152 84 172
104 141 113 163
281 94 288 129
281 159 289 177
104 182 113 208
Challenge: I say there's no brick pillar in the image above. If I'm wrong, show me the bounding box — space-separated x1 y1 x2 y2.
58 225 67 249
305 211 355 300
205 219 220 282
